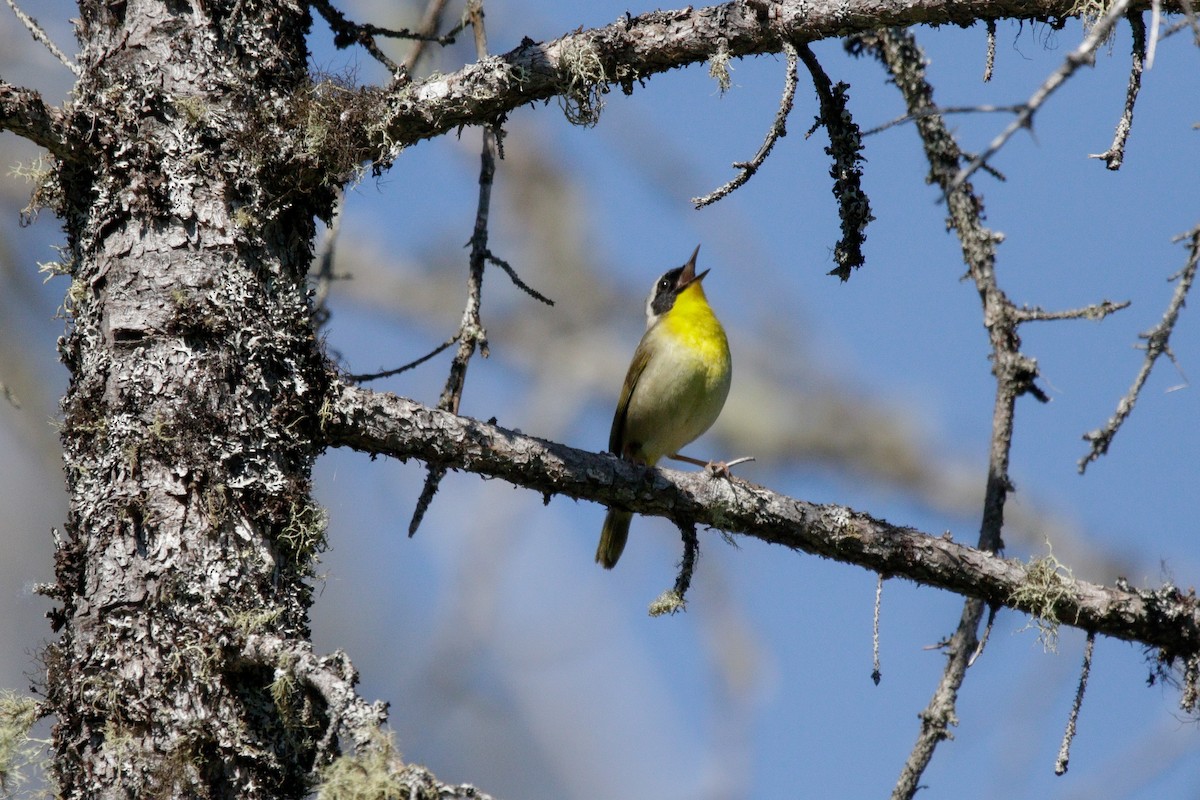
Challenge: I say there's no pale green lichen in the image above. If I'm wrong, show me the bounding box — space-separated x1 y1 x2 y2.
556 37 607 127
317 732 405 800
1010 544 1075 652
0 691 40 794
649 589 686 617
708 45 733 94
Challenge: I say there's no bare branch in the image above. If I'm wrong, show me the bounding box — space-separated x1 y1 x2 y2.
4 0 78 75
0 82 73 161
692 40 798 208
872 574 884 684
952 0 1135 190
1055 631 1096 775
984 19 997 82
1016 298 1130 322
322 383 1200 659
849 24 1066 796
411 0 496 537
346 336 459 382
1089 12 1146 171
1079 224 1200 472
486 251 555 306
310 0 465 77
649 521 700 617
796 43 872 280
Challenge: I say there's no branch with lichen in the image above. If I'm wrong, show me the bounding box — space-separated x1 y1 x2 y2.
240 635 493 800
692 40 798 207
846 24 1137 799
322 383 1200 662
0 82 74 162
1089 12 1146 170
312 0 1194 172
796 42 872 280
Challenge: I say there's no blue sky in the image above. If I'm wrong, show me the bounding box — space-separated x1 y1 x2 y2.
1 1 1198 798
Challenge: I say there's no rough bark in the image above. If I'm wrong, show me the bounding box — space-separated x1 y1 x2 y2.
1 0 1191 798
44 2 332 797
324 385 1200 661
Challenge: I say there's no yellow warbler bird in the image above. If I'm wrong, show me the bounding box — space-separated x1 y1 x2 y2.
596 245 732 569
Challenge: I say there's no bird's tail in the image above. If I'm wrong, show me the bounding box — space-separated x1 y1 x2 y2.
595 509 632 569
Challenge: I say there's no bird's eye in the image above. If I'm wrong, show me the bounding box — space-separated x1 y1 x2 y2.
659 279 670 291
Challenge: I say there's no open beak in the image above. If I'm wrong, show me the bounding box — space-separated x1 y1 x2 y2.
678 244 709 288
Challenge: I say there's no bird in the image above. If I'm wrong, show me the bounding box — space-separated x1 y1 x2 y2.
596 245 732 569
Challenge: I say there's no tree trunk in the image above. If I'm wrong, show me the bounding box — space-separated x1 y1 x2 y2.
46 2 333 796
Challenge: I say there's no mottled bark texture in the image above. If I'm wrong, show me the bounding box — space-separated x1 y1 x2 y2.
324 386 1200 660
46 2 331 797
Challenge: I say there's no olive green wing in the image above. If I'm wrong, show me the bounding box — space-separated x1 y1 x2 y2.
609 341 652 458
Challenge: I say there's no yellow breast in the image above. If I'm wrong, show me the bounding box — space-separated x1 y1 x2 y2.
623 280 731 464
661 281 730 379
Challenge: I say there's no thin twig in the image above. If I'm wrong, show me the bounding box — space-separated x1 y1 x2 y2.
486 252 554 306
347 336 459 382
1079 224 1200 473
1146 0 1161 68
649 521 700 617
951 0 1135 191
796 43 872 280
0 381 20 408
410 0 495 537
872 574 884 685
983 19 996 82
1174 0 1200 44
402 0 453 75
4 0 79 75
311 0 465 77
850 28 1035 799
864 104 1026 137
311 188 345 331
693 40 799 208
967 603 998 667
1016 299 1130 322
1089 13 1146 171
1054 632 1095 775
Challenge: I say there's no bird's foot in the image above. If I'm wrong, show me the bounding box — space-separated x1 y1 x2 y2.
668 452 755 477
706 456 755 478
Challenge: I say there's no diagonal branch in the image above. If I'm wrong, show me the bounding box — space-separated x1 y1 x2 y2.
692 40 798 208
0 82 75 162
1079 224 1200 472
951 0 1135 190
321 383 1200 660
410 0 497 537
4 0 79 75
331 0 1187 168
849 25 1077 798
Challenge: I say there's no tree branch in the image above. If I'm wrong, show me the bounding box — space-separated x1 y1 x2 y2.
341 0 1183 167
1079 224 1200 472
322 383 1200 660
0 82 74 161
952 0 1135 189
4 0 79 75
